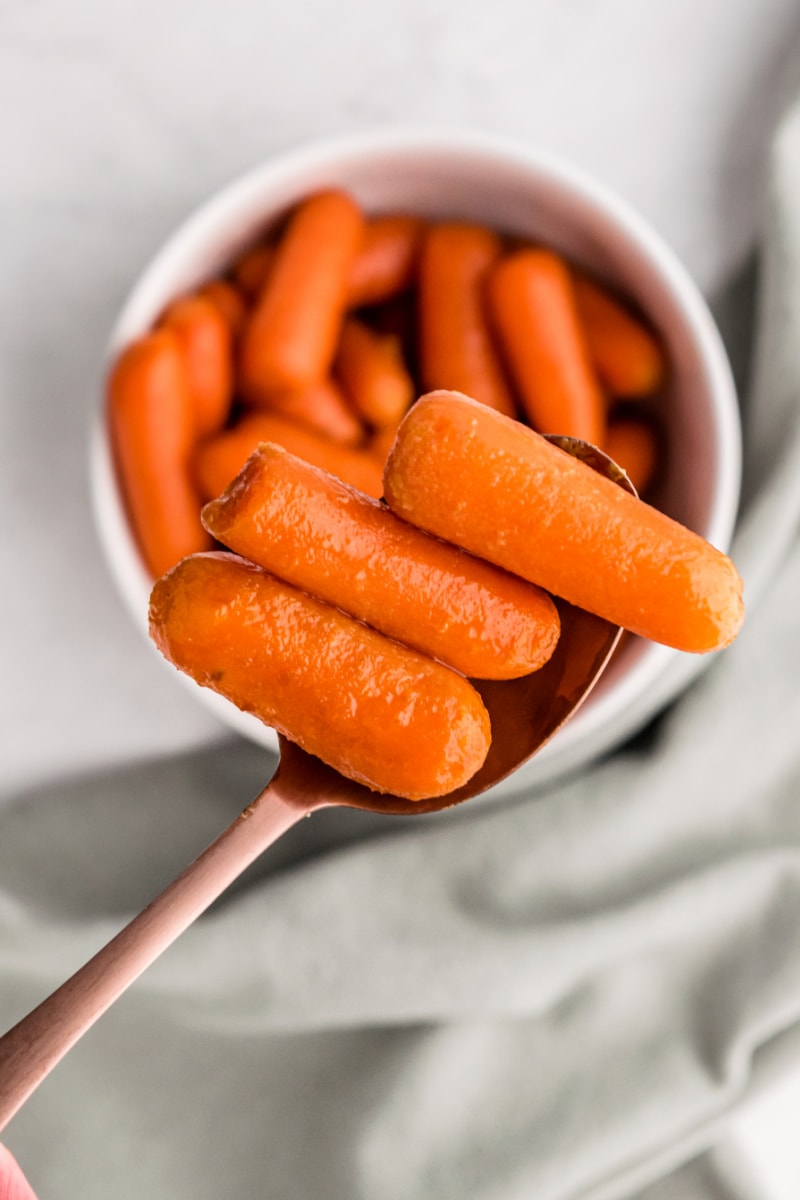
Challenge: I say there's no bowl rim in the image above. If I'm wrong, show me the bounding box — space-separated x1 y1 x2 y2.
89 127 742 791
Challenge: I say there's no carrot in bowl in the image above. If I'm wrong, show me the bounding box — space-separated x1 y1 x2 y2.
573 274 666 398
334 316 415 429
347 214 426 308
202 444 561 680
383 391 744 654
149 551 491 800
159 295 233 437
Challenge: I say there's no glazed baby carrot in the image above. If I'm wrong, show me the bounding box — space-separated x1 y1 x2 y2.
573 275 666 398
198 279 248 341
240 190 364 400
230 241 274 300
203 445 560 679
334 317 414 428
107 330 212 578
149 552 491 799
347 214 426 308
383 391 744 653
487 248 606 447
254 378 364 445
605 414 661 496
193 411 384 501
159 295 233 437
418 223 516 417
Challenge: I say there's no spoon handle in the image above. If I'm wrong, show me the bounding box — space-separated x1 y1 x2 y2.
0 781 307 1133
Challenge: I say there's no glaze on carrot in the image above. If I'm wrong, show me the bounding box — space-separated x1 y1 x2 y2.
573 275 666 398
347 214 426 308
203 445 561 680
240 190 364 400
605 415 661 496
383 391 744 653
487 249 605 446
418 223 516 417
252 378 364 445
159 295 233 437
149 551 491 800
335 317 414 429
107 330 212 578
193 411 384 501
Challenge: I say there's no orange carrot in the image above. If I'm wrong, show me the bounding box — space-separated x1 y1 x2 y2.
203 445 560 679
383 391 744 653
605 415 661 496
487 248 606 446
347 214 426 307
251 378 365 445
418 223 516 417
107 331 212 578
193 411 384 501
367 421 402 467
230 242 274 300
159 295 233 437
240 190 364 400
149 551 491 799
198 279 248 341
335 317 414 428
573 275 666 398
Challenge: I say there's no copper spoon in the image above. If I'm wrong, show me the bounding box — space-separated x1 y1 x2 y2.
0 438 632 1131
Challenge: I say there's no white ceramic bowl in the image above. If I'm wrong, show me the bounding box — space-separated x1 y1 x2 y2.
90 129 741 797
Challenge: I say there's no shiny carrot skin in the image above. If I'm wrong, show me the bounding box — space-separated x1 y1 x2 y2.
240 190 364 399
107 331 212 578
573 275 666 398
198 280 248 341
383 392 744 653
418 223 516 417
159 295 233 437
149 552 491 800
251 378 364 445
487 249 606 446
193 411 384 501
335 317 414 429
347 214 426 307
605 415 661 496
203 445 560 679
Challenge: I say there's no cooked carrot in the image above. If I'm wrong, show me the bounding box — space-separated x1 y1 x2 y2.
487 248 606 446
240 190 364 400
383 391 744 653
230 242 274 300
149 551 491 800
203 445 560 679
193 411 384 501
605 415 661 496
347 214 426 307
418 223 516 417
159 295 233 437
573 275 666 397
107 330 212 578
198 279 248 341
335 317 414 428
251 378 364 445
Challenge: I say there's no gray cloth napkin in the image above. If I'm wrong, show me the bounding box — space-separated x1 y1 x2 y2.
4 99 800 1200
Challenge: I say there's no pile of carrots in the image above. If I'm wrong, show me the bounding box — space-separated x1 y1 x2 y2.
108 188 668 581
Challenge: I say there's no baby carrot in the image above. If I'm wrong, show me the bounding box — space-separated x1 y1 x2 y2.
230 242 274 300
149 551 491 800
605 414 661 496
203 445 560 680
107 330 212 578
573 275 666 398
240 190 364 400
383 391 744 654
193 411 384 501
159 295 233 437
418 223 516 417
487 248 606 446
347 214 426 307
334 317 414 428
252 378 365 445
198 279 248 341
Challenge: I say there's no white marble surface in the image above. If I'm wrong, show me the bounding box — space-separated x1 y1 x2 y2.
3 1 800 1193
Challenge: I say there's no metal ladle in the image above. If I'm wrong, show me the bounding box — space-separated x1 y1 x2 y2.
0 438 631 1130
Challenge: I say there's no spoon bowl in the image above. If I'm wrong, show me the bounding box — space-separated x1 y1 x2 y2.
0 437 628 1131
